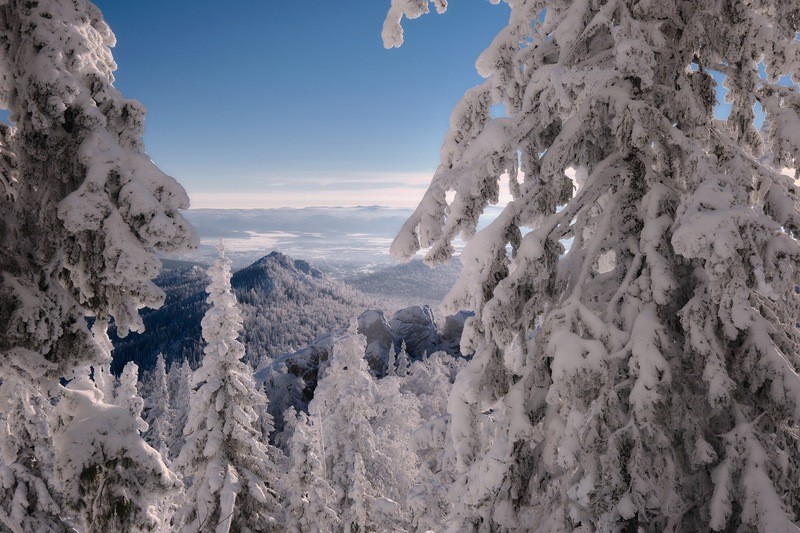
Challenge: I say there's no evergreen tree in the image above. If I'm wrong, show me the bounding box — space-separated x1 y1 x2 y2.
53 367 181 532
0 354 66 532
143 354 173 458
167 359 193 459
311 333 406 532
396 341 411 378
117 361 148 433
0 0 196 373
386 1 800 531
0 0 195 528
93 364 116 403
177 244 281 533
385 343 397 377
282 409 340 533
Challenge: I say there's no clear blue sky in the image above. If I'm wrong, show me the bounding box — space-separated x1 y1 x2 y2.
93 1 510 208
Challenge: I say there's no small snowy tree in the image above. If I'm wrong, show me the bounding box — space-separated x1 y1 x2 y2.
385 1 800 531
396 341 410 378
93 364 117 403
402 352 463 531
373 371 423 526
143 354 173 459
117 361 148 433
385 344 397 377
282 409 340 533
177 244 281 533
53 368 181 532
168 359 193 459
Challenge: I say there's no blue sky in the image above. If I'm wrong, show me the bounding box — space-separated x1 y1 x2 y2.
93 1 510 208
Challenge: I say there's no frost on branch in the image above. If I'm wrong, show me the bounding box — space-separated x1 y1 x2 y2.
382 0 448 49
387 0 800 530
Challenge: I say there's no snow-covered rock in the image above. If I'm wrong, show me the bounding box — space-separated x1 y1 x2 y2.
357 310 395 373
441 310 475 354
389 306 439 359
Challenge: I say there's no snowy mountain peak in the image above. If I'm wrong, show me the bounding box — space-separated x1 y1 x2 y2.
242 251 325 281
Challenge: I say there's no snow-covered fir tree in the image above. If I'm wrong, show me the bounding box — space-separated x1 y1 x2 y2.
396 341 411 378
93 364 117 403
0 354 66 533
177 244 281 533
117 361 148 434
143 354 173 459
371 369 423 527
403 352 463 531
282 408 340 533
386 1 800 531
311 333 409 532
168 359 193 459
0 0 195 374
54 367 181 532
0 0 195 529
385 344 398 377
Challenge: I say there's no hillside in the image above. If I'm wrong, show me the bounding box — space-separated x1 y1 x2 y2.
343 258 462 305
110 252 377 372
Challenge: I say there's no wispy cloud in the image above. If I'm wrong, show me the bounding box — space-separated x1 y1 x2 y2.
187 171 434 208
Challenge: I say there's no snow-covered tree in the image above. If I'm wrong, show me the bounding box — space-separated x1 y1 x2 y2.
0 0 196 373
372 372 423 525
143 354 173 459
396 341 410 378
386 2 800 531
0 1 195 528
282 408 340 533
54 368 181 532
0 353 66 533
177 244 281 533
117 361 148 433
93 363 117 403
396 352 465 532
168 359 193 458
385 344 398 377
311 333 408 532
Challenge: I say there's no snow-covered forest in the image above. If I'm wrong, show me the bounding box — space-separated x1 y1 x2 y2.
0 0 799 532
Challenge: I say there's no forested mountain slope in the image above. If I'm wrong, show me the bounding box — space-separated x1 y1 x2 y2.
110 252 377 372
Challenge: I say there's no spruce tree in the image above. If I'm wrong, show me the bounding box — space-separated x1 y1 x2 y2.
93 364 117 403
117 361 148 433
282 409 340 533
0 355 66 533
0 0 195 528
0 0 196 374
311 333 407 532
168 359 193 459
385 1 800 531
177 244 281 533
143 354 174 459
53 368 181 532
396 341 410 378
